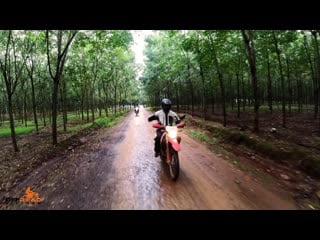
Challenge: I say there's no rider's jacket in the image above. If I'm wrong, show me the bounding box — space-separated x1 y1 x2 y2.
154 110 180 126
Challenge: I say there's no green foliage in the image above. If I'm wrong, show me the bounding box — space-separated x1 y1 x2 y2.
93 117 111 127
189 129 215 144
0 126 35 137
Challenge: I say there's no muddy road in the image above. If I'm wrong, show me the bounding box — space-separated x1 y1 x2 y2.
6 106 297 210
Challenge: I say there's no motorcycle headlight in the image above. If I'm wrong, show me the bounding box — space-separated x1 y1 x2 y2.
166 126 177 139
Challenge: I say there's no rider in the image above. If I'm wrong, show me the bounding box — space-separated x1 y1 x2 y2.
147 98 181 157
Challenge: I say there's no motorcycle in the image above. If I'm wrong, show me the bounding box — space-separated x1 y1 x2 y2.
152 115 185 181
134 107 139 116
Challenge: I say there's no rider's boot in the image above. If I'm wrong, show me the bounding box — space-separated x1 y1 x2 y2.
154 138 160 157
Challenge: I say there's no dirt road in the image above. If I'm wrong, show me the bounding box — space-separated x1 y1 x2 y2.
6 106 297 209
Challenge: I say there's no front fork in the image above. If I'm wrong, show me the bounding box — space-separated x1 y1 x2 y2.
166 135 171 163
165 135 181 164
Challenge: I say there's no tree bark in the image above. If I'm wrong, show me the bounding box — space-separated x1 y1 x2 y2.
286 57 292 115
272 31 286 128
267 49 273 113
0 30 19 151
187 63 194 116
46 30 77 145
242 30 259 133
208 32 226 126
311 31 320 132
303 33 317 118
52 81 59 145
236 73 240 118
8 94 19 152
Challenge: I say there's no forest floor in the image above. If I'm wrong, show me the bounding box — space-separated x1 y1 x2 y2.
0 112 125 207
181 107 320 209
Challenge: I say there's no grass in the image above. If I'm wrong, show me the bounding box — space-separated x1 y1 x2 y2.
0 126 36 137
66 113 79 120
64 110 129 133
0 120 36 128
67 122 93 132
188 129 215 145
1 110 129 137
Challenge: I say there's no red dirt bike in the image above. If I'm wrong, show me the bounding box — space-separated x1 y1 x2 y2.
152 116 185 181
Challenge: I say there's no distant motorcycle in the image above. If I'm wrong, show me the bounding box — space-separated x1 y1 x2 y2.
134 107 139 116
152 115 185 181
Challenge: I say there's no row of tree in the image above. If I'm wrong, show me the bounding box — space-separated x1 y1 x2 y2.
0 30 139 152
141 30 320 132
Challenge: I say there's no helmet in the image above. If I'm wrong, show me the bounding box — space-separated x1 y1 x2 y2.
161 98 172 113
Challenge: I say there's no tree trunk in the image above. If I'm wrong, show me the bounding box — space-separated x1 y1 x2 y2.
267 50 273 113
30 73 39 133
91 87 95 121
175 82 180 112
297 77 302 112
242 73 246 112
236 73 240 118
86 95 90 122
229 77 234 111
242 30 259 133
81 98 84 120
63 77 67 132
60 77 67 132
105 95 109 117
114 84 117 114
286 57 292 115
199 63 207 120
91 100 95 121
8 94 19 152
187 63 194 116
311 31 320 132
23 93 27 127
304 33 317 118
211 80 215 114
98 87 102 117
46 30 77 145
208 33 226 127
42 106 46 127
0 103 3 127
52 80 59 145
272 31 286 128
119 91 122 113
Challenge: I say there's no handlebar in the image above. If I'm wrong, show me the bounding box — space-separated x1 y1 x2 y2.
152 122 164 129
176 122 186 128
152 122 186 129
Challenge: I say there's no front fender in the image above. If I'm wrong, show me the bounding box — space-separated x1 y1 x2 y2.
168 138 181 151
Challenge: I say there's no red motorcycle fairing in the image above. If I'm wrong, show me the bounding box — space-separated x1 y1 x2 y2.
168 137 181 151
152 122 164 129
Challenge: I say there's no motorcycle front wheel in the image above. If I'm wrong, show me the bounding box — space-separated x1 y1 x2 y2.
169 151 180 181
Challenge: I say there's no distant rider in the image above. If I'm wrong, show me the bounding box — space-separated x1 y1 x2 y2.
134 106 139 115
